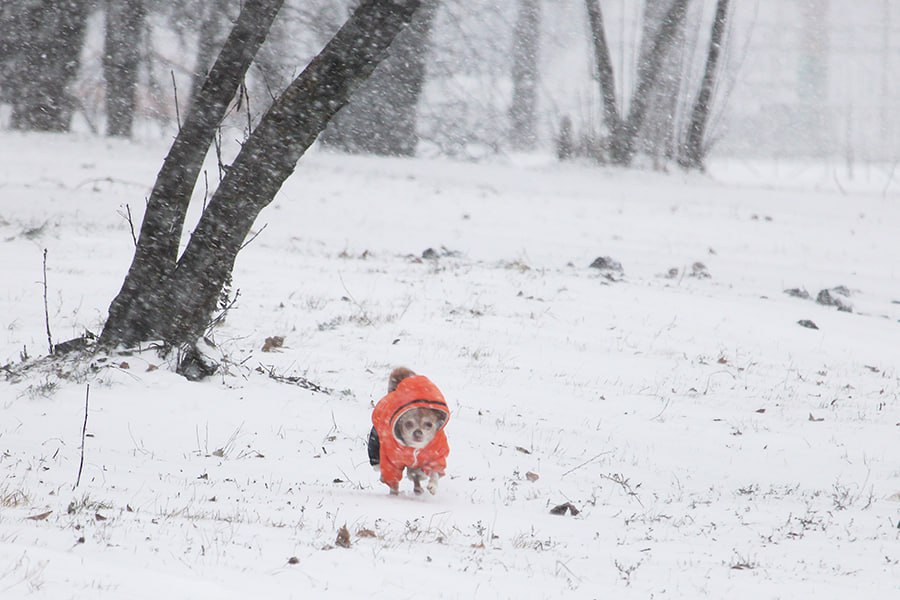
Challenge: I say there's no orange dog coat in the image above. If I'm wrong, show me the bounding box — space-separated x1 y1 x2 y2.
371 374 450 491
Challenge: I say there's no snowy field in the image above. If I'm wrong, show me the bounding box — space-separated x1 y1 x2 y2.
1 131 899 598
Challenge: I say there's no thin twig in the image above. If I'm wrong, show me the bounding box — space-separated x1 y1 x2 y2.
171 70 182 133
600 472 643 507
206 289 240 331
121 203 137 247
74 384 90 489
242 78 252 135
561 450 613 478
239 223 268 250
258 363 333 395
202 169 209 211
337 273 373 326
42 249 52 355
213 127 226 182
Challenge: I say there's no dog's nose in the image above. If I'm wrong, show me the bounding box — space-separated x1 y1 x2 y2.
413 430 423 441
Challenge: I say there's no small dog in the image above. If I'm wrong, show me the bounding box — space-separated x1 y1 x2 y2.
369 367 450 495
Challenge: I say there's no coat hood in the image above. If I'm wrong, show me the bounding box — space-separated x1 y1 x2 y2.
372 374 450 444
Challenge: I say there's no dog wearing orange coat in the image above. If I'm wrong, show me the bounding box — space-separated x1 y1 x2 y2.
367 368 450 495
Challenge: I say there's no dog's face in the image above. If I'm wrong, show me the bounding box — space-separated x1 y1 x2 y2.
394 407 446 448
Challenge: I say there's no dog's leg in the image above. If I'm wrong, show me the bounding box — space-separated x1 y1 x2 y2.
408 469 424 495
427 472 440 495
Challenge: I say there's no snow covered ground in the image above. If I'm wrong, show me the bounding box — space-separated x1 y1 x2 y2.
1 131 898 599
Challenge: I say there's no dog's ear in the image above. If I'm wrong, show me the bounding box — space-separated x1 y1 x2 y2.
388 367 416 392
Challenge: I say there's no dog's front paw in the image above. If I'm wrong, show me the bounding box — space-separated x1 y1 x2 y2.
389 486 399 496
427 476 439 495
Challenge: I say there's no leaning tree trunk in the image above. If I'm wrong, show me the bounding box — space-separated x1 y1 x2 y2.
679 0 730 170
0 5 24 104
189 0 233 109
104 0 146 137
100 0 285 348
508 0 541 150
584 0 623 144
319 0 437 157
101 0 424 348
634 0 687 167
611 0 689 166
10 0 90 132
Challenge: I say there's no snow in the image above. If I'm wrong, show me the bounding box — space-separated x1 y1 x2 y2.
1 130 899 598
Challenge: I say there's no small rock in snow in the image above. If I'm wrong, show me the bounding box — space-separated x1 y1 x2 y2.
783 287 810 299
589 256 623 273
797 319 819 329
816 288 852 312
690 262 711 278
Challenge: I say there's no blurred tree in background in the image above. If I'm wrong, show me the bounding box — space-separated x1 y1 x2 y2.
1 1 896 170
3 0 91 132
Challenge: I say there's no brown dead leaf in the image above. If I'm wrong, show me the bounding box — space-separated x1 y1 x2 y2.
755 408 766 414
27 510 52 521
118 361 130 369
287 556 300 565
94 512 107 521
335 524 351 548
515 446 531 455
356 528 377 538
525 471 540 482
146 364 158 372
808 413 825 422
261 336 285 352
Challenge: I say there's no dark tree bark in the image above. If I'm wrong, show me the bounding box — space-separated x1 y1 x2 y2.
9 0 90 132
319 0 437 157
508 0 541 150
614 0 689 165
0 5 23 104
104 0 146 137
585 0 689 166
584 0 622 140
188 0 233 109
679 0 730 170
100 0 285 348
635 0 687 166
101 0 424 348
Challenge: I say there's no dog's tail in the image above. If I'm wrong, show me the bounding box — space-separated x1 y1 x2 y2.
388 366 416 392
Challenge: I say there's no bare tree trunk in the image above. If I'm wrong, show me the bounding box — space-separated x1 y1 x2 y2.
9 0 90 132
584 0 622 141
0 5 24 105
100 0 285 348
612 0 689 165
101 0 424 348
319 0 437 157
189 0 233 108
508 0 541 150
679 0 729 170
635 0 687 167
104 0 146 137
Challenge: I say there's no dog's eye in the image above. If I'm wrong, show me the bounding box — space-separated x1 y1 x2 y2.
423 422 433 429
404 421 415 429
